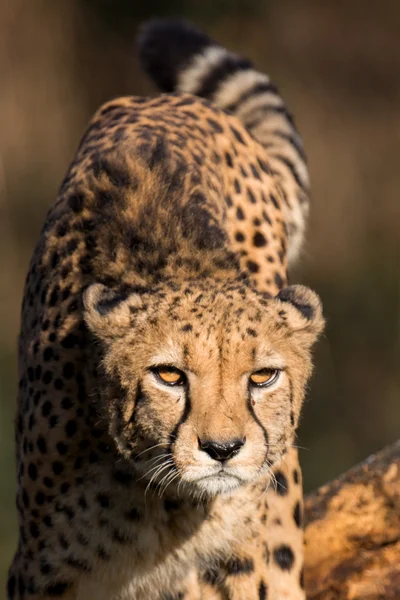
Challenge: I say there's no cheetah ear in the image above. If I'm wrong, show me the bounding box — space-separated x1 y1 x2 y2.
276 285 324 341
83 283 143 340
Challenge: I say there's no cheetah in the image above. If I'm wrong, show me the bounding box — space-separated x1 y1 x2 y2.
7 19 324 600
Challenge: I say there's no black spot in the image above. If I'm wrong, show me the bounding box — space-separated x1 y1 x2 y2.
258 580 268 600
22 489 29 508
56 502 74 520
28 463 38 481
113 470 134 486
65 420 77 437
293 469 300 484
43 477 54 489
43 346 54 362
253 232 267 247
207 118 224 133
273 544 295 571
257 156 273 174
250 163 261 180
30 521 40 538
41 401 52 417
58 534 69 550
274 272 284 289
164 498 181 511
49 415 59 428
236 206 245 220
43 515 53 527
68 193 84 213
49 287 59 307
97 156 130 188
56 221 69 237
125 507 140 521
246 260 259 274
225 556 254 575
112 529 129 544
247 188 257 204
7 574 16 599
40 562 53 575
264 543 270 564
61 397 73 410
274 470 288 495
181 323 192 332
18 576 26 596
56 442 68 456
77 532 89 546
293 501 302 528
66 238 78 254
54 378 64 390
62 362 75 379
270 193 280 209
97 546 110 561
60 334 80 349
97 493 111 508
65 556 91 572
60 263 71 279
52 461 64 475
79 439 90 451
89 451 99 463
230 126 246 145
234 179 241 193
35 491 45 506
235 231 245 242
247 328 257 337
43 370 53 385
28 414 36 431
225 152 233 167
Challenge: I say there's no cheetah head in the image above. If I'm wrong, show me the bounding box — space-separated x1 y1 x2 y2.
84 280 324 497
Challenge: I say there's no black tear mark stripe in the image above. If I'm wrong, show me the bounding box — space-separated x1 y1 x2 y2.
246 390 269 460
168 386 192 450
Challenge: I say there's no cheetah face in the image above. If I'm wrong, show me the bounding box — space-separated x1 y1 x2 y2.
84 281 324 497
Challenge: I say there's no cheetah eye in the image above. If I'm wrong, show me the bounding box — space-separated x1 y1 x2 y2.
249 369 280 387
152 366 186 386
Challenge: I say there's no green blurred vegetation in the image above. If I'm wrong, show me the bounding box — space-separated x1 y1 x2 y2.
1 0 399 591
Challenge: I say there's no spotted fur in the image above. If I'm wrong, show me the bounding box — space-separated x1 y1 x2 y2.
7 19 323 600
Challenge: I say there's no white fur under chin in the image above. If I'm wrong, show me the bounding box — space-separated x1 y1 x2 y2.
193 473 243 496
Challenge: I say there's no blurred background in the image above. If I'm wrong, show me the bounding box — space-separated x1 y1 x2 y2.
1 0 399 589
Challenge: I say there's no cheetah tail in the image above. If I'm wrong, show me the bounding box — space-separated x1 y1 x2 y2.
138 19 310 263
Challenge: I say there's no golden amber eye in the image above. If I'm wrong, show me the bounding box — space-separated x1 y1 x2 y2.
154 366 186 386
249 369 279 387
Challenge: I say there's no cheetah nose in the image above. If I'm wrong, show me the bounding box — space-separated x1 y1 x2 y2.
198 437 245 462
